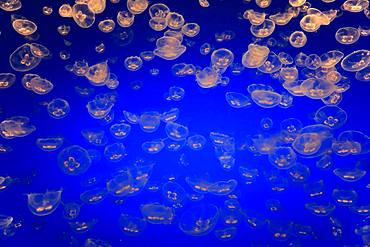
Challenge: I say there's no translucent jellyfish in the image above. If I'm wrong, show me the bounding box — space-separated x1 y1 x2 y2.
244 9 266 25
85 61 110 86
27 189 62 216
149 17 168 31
0 73 16 89
87 0 106 14
214 227 237 241
119 214 146 236
314 105 347 129
106 171 131 197
161 181 187 207
9 43 42 72
305 54 322 70
0 215 13 230
139 111 161 133
181 23 200 37
288 163 310 182
305 202 335 216
161 108 180 122
11 16 37 36
57 145 92 175
320 50 344 68
242 44 270 68
332 189 357 206
140 203 174 224
166 86 185 101
109 123 131 139
279 66 298 82
300 14 322 32
333 167 366 182
84 238 111 247
141 140 165 154
342 0 369 12
28 76 53 95
117 10 135 27
341 50 370 72
72 4 95 28
239 167 259 184
166 12 185 29
211 48 234 69
98 19 115 33
257 52 282 74
154 36 186 60
300 78 336 99
59 4 73 17
250 19 275 38
179 204 219 236
124 56 143 71
149 3 170 18
289 0 306 7
42 5 53 15
36 137 64 152
223 92 250 108
335 27 360 45
57 25 71 36
289 31 307 48
278 52 294 65
165 122 189 141
0 0 22 11
62 202 81 220
187 134 207 150
200 42 213 55
251 90 282 108
292 124 332 156
127 0 148 14
81 129 107 146
355 66 370 82
196 67 219 88
69 219 97 233
0 116 36 139
260 117 273 130
104 143 126 162
80 188 107 204
86 94 114 119
208 179 237 196
47 98 70 119
268 146 297 169
269 12 294 25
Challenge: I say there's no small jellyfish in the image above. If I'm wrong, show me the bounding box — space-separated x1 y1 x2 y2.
161 108 180 123
332 189 357 206
268 146 297 169
110 123 131 139
0 215 13 230
305 202 335 216
124 56 143 71
314 105 347 129
166 12 185 29
260 117 273 130
85 61 110 86
196 67 219 88
98 19 115 33
208 179 238 196
59 4 73 17
289 31 307 48
47 98 70 119
72 3 95 28
335 27 360 45
139 111 161 133
117 10 135 27
214 227 237 241
200 43 213 55
166 86 185 101
36 137 64 152
251 90 282 108
11 16 37 36
179 204 219 236
27 189 62 216
250 19 275 38
211 48 234 69
119 214 146 236
0 116 36 139
225 92 252 108
257 52 282 74
9 43 42 72
80 188 107 204
69 219 97 233
162 181 187 207
62 202 81 220
140 203 174 224
341 49 370 72
57 145 92 176
104 143 126 162
256 0 272 8
300 78 336 99
142 140 165 154
149 3 170 18
187 134 207 150
181 23 200 37
165 122 189 141
0 73 16 89
333 167 366 182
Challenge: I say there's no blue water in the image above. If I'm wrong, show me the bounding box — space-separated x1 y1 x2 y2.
0 0 370 246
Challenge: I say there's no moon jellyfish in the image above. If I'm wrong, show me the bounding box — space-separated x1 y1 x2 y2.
9 43 42 72
154 36 186 60
335 27 360 44
208 179 237 196
119 214 146 236
140 203 174 224
149 3 170 18
166 86 185 101
166 12 185 29
57 145 92 175
289 31 307 48
242 44 270 68
320 50 344 68
27 189 62 216
165 122 189 141
250 19 275 38
11 15 37 36
288 163 310 182
62 202 81 220
196 67 219 88
124 56 143 71
162 181 187 207
300 78 336 99
142 140 165 154
139 111 161 133
80 188 107 204
0 116 36 139
251 90 282 108
109 123 131 139
69 219 97 233
179 204 219 236
104 143 126 162
305 202 335 216
333 167 366 182
268 147 297 169
225 92 252 108
211 48 234 69
0 215 13 229
84 238 111 247
0 73 16 89
314 105 347 129
257 52 282 73
47 98 70 119
341 49 370 72
200 42 213 55
161 108 180 123
98 19 115 33
36 137 64 151
85 61 110 86
214 227 237 241
0 0 22 11
181 23 200 37
59 4 72 17
72 4 95 28
332 189 357 206
239 167 259 184
117 10 135 27
86 94 114 119
187 134 207 150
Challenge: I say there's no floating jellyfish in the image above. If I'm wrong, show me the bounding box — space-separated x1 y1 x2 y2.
81 129 107 146
80 188 107 204
27 189 62 216
333 167 366 182
140 50 155 61
139 111 161 133
257 52 282 73
260 117 273 130
300 14 322 32
109 123 131 139
242 44 270 68
59 4 73 17
84 238 111 247
187 134 207 150
181 23 200 37
124 56 143 71
47 98 70 119
314 105 347 129
62 202 81 220
9 43 42 72
0 215 13 230
225 92 252 108
149 3 170 18
72 4 95 28
119 214 146 236
335 27 360 45
196 67 219 88
320 50 344 68
185 176 212 194
0 73 16 89
244 9 266 25
57 145 92 176
332 189 357 206
0 116 36 139
214 227 237 241
86 94 114 119
127 0 148 14
149 17 168 31
0 0 22 11
239 167 259 184
179 204 219 236
85 61 110 86
154 36 186 60
289 31 307 48
300 78 336 99
342 0 369 12
269 12 294 25
69 219 97 233
166 12 185 29
288 163 310 182
161 108 180 123
28 76 54 95
200 42 213 55
98 19 115 33
117 10 135 27
166 86 185 101
250 19 275 38
165 122 189 141
208 179 238 196
162 181 187 207
305 202 335 216
305 54 322 70
142 140 165 154
251 90 282 108
104 143 126 162
36 137 64 151
140 203 174 224
268 147 297 169
106 171 131 197
211 48 234 69
11 15 37 36
341 49 370 72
